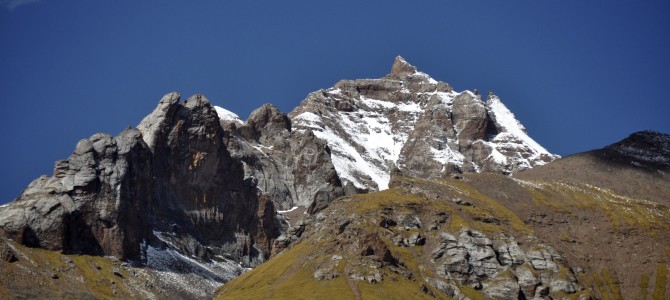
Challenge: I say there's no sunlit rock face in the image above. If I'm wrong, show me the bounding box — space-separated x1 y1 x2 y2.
290 56 558 192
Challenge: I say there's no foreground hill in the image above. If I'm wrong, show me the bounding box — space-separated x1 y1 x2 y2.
216 176 669 300
216 132 670 300
517 130 670 206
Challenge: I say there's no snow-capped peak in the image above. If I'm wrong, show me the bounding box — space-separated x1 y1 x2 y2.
289 57 558 191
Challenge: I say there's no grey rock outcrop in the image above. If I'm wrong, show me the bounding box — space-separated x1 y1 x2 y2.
0 239 18 262
0 93 281 268
137 93 281 266
290 56 558 192
221 103 344 212
0 128 152 260
431 229 580 299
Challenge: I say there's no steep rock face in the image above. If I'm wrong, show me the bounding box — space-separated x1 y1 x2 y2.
290 56 557 192
137 93 280 266
0 93 281 269
0 129 152 261
218 103 344 211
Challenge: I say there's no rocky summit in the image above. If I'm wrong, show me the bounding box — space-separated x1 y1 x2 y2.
290 56 557 192
0 57 669 299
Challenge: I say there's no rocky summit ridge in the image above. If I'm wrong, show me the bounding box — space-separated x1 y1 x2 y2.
290 56 558 192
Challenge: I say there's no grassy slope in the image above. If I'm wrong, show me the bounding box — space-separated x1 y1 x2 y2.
216 175 670 300
216 188 449 300
0 240 157 299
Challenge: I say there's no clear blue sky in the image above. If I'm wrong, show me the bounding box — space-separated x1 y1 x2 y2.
1 1 669 204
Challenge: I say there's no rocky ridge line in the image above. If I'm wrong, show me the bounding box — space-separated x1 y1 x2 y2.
288 56 558 192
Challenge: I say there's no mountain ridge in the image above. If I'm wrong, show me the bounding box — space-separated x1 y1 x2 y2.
0 57 667 299
288 56 558 192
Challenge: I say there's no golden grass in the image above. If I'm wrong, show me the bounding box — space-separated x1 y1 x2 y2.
590 270 612 300
350 188 446 213
652 262 667 300
518 180 670 236
601 269 623 300
438 179 532 234
640 274 649 300
355 275 442 300
31 247 132 298
0 241 141 299
0 283 10 300
216 238 354 300
458 284 486 300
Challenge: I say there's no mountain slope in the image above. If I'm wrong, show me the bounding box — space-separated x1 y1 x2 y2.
217 131 670 300
217 172 670 300
516 130 670 206
289 56 557 192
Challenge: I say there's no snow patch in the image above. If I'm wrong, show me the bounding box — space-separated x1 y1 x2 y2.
486 146 508 165
397 101 422 112
430 145 465 166
277 206 299 214
360 98 397 110
291 73 557 192
293 112 322 123
361 97 422 112
144 232 246 298
327 88 342 95
414 71 438 84
250 144 273 157
214 106 243 124
435 92 457 105
313 123 387 189
292 95 426 190
487 96 552 159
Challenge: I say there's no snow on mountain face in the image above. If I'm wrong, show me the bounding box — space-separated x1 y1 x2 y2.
486 95 555 169
293 93 423 190
289 56 558 192
214 103 343 211
214 106 243 124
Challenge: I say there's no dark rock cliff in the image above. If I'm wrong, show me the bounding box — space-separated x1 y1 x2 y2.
0 128 152 261
0 93 280 266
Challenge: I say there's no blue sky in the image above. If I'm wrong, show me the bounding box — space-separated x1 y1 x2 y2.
1 1 669 203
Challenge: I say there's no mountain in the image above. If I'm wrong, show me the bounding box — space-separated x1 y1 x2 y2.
1 57 668 299
290 56 557 192
0 94 284 298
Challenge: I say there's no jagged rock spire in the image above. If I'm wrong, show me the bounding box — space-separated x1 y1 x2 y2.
390 56 418 77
